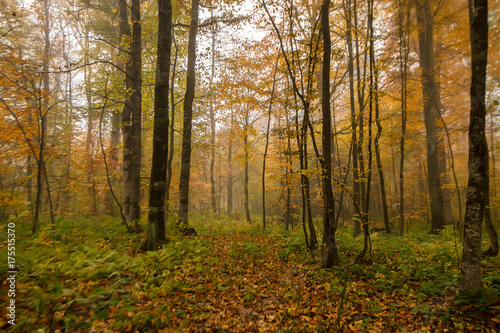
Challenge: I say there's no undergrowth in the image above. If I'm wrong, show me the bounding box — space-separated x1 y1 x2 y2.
0 214 499 332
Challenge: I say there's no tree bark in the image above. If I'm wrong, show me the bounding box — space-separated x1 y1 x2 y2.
120 0 141 233
209 20 217 214
354 0 367 233
262 55 279 229
398 0 409 236
227 111 234 215
459 0 488 298
321 0 339 268
344 0 361 237
178 0 199 227
357 0 375 263
415 0 445 233
165 32 178 211
129 0 142 232
33 0 51 233
244 102 252 224
143 0 172 252
108 110 121 215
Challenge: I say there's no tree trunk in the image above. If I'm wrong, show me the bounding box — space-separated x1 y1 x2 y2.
415 0 445 233
262 55 279 229
344 0 361 237
108 110 121 215
227 111 233 215
143 0 172 252
209 22 217 214
129 0 142 232
459 0 488 298
321 0 340 268
244 103 252 224
358 0 375 263
285 110 293 230
166 32 178 211
84 28 97 215
372 9 390 233
178 0 199 227
120 0 140 233
33 0 51 233
374 78 390 233
354 0 367 231
398 0 409 236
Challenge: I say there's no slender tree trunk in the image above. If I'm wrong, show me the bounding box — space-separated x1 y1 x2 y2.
128 0 142 232
33 117 45 234
262 55 279 229
285 110 293 230
358 0 375 263
434 44 454 225
374 74 390 232
345 0 361 237
244 103 252 224
354 0 367 230
209 21 217 214
166 32 178 211
321 0 339 268
108 110 121 215
33 0 51 233
143 0 172 252
372 12 390 233
415 0 446 233
398 0 409 236
459 0 488 297
120 0 135 232
178 0 199 227
84 28 97 215
227 111 234 215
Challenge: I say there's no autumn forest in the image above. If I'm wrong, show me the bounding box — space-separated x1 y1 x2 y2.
0 0 499 331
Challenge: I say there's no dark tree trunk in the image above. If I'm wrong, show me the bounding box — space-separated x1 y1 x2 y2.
209 23 217 214
374 79 390 234
398 0 410 236
372 5 390 234
321 0 339 268
354 0 367 232
262 55 279 229
415 0 445 234
344 0 361 237
459 0 488 298
143 0 172 252
129 0 142 232
166 33 178 211
227 112 233 215
34 0 51 233
84 28 98 215
285 109 293 230
178 0 199 227
108 110 121 215
120 0 141 233
244 103 252 224
357 0 376 263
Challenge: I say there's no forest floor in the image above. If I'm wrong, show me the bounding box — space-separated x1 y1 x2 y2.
1 215 499 332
